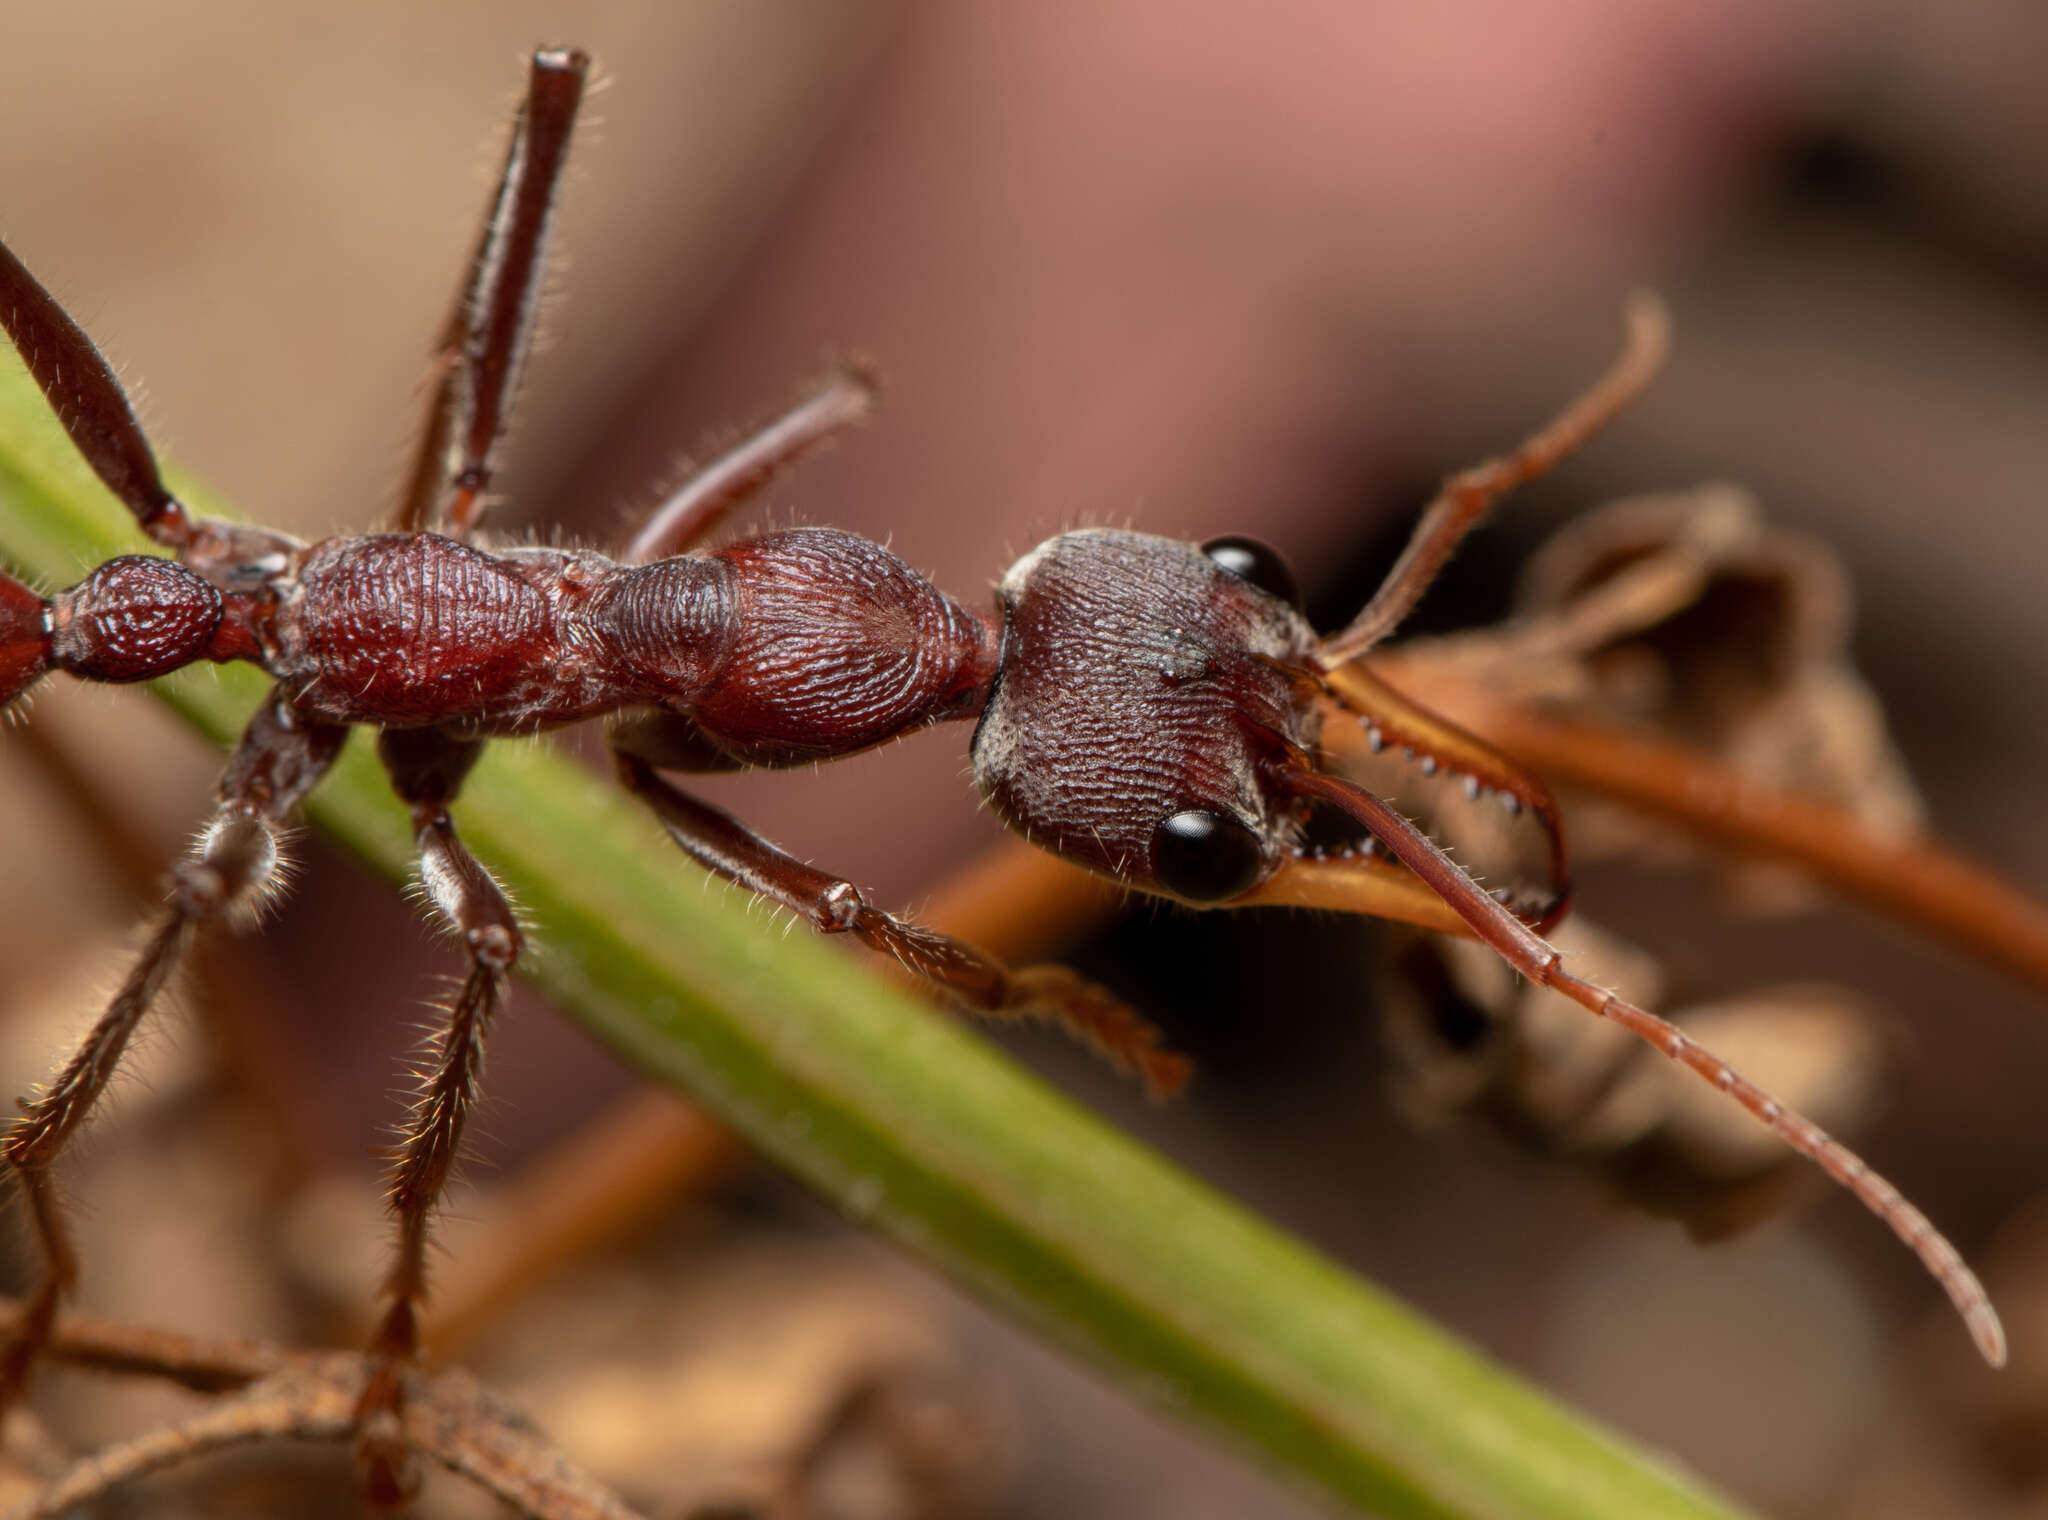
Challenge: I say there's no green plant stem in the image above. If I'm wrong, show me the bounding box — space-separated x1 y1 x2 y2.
0 362 1750 1520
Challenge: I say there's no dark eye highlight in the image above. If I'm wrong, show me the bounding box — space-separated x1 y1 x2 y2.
1201 535 1303 612
1150 808 1264 901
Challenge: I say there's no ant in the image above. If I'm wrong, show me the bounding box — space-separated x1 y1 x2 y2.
0 42 2007 1498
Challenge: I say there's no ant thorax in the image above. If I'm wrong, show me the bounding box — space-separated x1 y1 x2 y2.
972 528 1318 902
272 535 662 732
267 526 1000 754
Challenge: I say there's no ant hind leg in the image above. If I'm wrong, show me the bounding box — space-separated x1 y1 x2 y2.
0 230 301 582
0 235 187 548
0 690 344 1409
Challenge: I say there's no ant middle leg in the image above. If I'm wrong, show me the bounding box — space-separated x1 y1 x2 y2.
354 728 523 1506
389 48 589 542
0 690 346 1408
609 716 1190 1097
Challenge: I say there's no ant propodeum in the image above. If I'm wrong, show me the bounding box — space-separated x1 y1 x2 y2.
0 43 2006 1486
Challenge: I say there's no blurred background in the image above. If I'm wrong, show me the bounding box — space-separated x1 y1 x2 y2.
2 2 2047 1515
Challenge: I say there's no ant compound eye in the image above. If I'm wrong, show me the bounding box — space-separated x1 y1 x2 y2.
1151 808 1265 902
1201 535 1303 612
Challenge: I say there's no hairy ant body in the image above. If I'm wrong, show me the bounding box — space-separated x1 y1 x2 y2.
0 45 2006 1491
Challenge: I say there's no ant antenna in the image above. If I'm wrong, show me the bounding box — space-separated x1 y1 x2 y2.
1283 764 2007 1366
1319 293 1669 669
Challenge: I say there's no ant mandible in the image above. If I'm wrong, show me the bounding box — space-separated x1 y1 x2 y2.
0 43 2006 1483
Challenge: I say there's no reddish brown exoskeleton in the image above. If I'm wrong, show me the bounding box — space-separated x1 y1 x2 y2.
0 44 2006 1491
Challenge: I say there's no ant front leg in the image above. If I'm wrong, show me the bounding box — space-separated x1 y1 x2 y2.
610 716 1190 1097
353 728 523 1507
0 690 345 1408
623 365 877 563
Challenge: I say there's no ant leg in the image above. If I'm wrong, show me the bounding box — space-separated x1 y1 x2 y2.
0 232 300 582
1285 765 2008 1367
0 234 185 547
0 690 345 1407
610 740 1190 1097
623 365 878 562
1319 294 1669 667
389 48 588 541
354 729 521 1505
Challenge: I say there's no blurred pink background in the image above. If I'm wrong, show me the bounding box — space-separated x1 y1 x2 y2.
3 4 2047 1515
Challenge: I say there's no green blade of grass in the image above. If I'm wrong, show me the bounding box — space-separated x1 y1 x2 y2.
0 359 1751 1520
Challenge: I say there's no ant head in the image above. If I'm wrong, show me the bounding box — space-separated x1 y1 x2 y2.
972 528 1321 905
972 528 1572 929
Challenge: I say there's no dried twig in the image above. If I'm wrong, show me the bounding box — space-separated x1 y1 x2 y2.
0 1300 643 1520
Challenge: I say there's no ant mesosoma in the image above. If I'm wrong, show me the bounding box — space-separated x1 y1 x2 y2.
0 43 2005 1483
